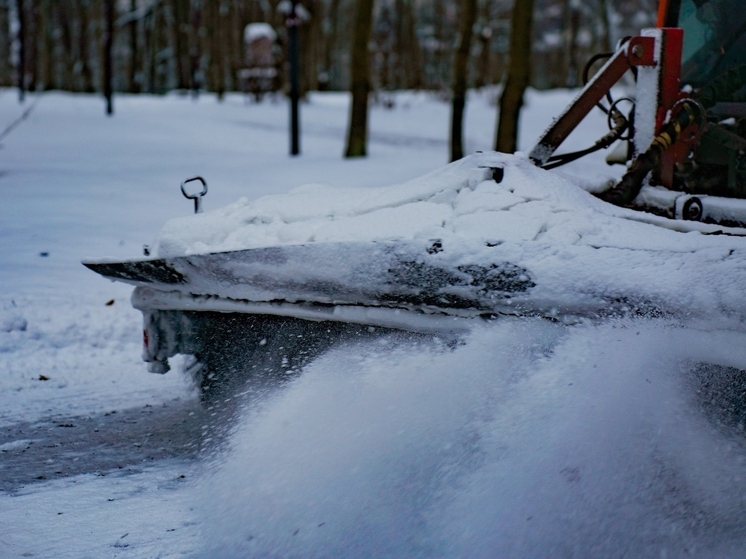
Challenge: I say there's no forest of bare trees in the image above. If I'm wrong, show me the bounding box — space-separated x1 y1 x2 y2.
0 0 656 98
0 0 658 157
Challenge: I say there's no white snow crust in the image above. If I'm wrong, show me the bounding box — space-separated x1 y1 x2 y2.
154 151 745 258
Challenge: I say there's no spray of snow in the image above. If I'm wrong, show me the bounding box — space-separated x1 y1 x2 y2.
196 319 746 558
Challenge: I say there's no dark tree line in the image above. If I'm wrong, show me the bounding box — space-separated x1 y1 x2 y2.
1 0 655 96
0 0 656 155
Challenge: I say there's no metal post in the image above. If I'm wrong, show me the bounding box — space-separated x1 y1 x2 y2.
287 0 301 156
18 0 25 103
190 0 202 98
103 0 114 116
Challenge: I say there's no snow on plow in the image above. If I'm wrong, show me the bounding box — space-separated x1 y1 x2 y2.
84 153 746 380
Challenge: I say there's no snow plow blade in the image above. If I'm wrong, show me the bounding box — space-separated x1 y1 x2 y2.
83 240 535 328
84 236 745 331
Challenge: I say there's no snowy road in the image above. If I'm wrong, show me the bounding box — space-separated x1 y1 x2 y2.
4 317 746 558
4 89 746 558
0 398 204 493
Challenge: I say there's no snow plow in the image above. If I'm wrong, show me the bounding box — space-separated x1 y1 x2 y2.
84 0 746 394
533 0 746 224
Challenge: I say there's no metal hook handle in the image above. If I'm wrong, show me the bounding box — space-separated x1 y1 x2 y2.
180 176 208 214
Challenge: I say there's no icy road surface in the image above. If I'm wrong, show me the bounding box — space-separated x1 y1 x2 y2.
3 89 746 557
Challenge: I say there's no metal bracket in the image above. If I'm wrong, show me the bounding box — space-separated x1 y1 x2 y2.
181 176 208 214
529 34 657 166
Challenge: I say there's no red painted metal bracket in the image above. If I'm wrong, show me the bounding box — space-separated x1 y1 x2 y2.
529 35 656 166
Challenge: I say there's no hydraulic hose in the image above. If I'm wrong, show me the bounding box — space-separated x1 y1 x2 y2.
598 99 704 206
600 64 746 207
542 107 628 170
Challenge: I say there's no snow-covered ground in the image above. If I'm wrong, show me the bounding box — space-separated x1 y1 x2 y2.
1 86 613 427
3 87 746 558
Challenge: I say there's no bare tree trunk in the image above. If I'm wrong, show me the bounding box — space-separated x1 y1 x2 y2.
127 0 141 93
450 0 477 161
394 0 423 90
597 0 612 52
288 8 301 154
17 0 25 100
475 27 492 89
300 0 321 94
432 0 447 89
344 0 375 158
564 0 581 88
165 0 189 89
495 0 534 153
204 0 223 98
103 0 114 114
76 0 94 93
0 0 10 87
323 0 341 88
227 0 243 92
178 0 191 89
57 1 75 91
189 0 201 96
26 0 38 93
221 0 238 93
473 0 494 89
144 6 157 93
215 1 227 98
37 0 52 90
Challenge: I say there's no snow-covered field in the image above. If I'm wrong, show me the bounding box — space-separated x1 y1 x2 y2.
3 87 746 558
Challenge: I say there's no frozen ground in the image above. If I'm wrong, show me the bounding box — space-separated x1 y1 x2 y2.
3 87 746 558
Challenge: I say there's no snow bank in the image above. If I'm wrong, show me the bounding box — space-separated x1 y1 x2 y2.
0 461 199 558
153 152 745 259
0 295 194 427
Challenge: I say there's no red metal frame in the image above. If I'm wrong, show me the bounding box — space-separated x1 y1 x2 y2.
657 0 682 28
529 35 656 166
530 25 693 191
657 0 671 27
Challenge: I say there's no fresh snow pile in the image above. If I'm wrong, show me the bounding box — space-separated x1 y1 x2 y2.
154 151 740 256
152 152 746 326
151 152 606 256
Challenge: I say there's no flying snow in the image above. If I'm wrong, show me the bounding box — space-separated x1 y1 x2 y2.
197 319 746 558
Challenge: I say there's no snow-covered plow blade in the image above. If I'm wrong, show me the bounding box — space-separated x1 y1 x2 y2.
83 153 746 385
84 232 746 378
83 233 746 326
84 240 535 324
